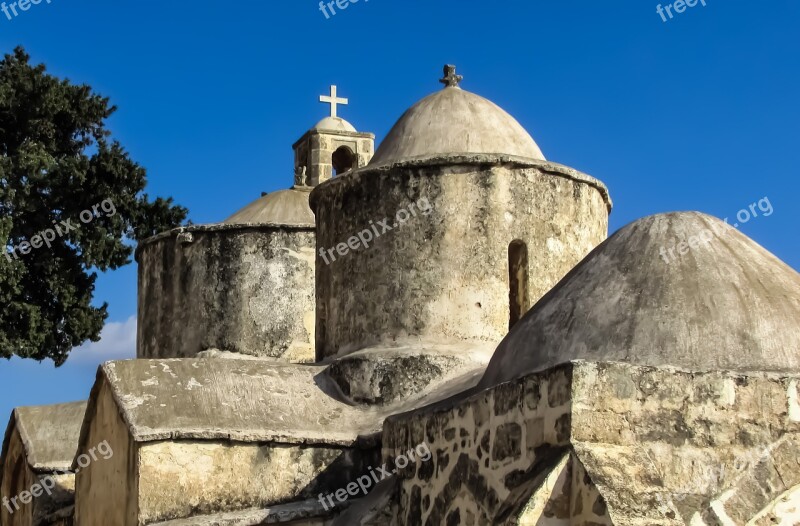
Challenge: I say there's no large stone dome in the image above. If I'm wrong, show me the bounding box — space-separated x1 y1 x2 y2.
369 83 545 167
224 187 314 227
480 212 800 388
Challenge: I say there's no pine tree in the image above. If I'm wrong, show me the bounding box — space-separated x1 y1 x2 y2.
0 47 187 365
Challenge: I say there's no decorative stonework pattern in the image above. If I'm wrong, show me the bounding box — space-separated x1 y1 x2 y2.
382 362 800 525
383 366 573 524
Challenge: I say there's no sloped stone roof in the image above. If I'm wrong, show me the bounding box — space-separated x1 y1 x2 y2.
94 359 376 445
1 401 86 473
481 212 800 388
87 352 489 447
224 188 315 227
369 86 545 167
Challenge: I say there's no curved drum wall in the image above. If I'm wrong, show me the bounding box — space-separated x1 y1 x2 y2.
136 224 316 361
311 157 611 360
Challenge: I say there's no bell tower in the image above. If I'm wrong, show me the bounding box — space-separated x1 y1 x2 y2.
292 85 375 187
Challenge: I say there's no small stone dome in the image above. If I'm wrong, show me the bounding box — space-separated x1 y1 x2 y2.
224 187 314 227
313 116 357 133
369 84 545 167
480 212 800 388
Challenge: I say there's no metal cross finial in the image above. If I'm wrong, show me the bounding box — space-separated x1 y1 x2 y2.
440 65 463 88
319 85 348 118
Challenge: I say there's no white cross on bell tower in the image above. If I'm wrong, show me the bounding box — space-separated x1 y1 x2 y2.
319 85 348 118
293 85 374 187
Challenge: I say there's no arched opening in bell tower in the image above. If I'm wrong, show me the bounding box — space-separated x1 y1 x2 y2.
332 145 356 176
508 240 529 330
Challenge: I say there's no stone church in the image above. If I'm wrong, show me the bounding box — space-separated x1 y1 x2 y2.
2 65 800 526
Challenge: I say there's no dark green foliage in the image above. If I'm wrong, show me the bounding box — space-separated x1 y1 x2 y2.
0 47 187 365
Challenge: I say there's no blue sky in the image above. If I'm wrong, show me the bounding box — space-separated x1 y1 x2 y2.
0 0 798 420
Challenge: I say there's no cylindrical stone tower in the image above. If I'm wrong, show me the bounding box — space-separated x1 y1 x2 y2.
136 87 375 362
135 188 317 361
311 66 612 360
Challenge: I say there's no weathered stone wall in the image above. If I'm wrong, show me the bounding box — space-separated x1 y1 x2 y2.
382 362 800 525
513 453 571 525
570 363 800 523
311 157 610 359
30 473 74 526
74 378 137 526
751 484 800 524
511 453 612 526
0 427 76 526
382 365 574 524
567 457 612 526
136 224 316 361
1 427 36 526
136 441 380 524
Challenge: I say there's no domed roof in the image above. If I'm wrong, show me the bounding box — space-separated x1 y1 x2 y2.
224 187 314 227
313 116 357 133
480 212 800 388
370 75 545 167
